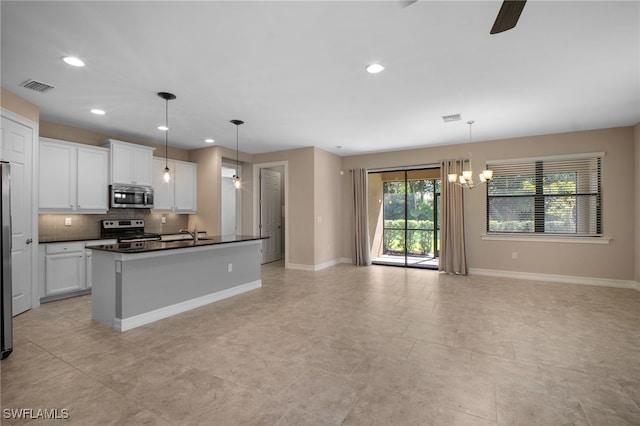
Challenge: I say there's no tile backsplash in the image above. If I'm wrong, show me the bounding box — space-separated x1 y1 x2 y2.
39 210 189 242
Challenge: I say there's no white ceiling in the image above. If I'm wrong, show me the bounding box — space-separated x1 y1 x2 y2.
1 1 638 156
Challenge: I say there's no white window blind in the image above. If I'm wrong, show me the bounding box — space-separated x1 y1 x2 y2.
486 155 602 236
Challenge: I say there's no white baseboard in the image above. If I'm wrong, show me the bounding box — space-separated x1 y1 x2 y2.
114 280 262 332
286 263 315 271
288 257 352 272
469 268 640 291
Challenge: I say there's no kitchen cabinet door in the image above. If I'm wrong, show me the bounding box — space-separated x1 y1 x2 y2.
39 140 75 210
111 142 134 184
132 146 153 185
77 146 109 211
39 138 108 213
44 251 85 295
106 140 154 185
174 161 197 213
85 249 92 289
152 157 173 210
152 157 197 213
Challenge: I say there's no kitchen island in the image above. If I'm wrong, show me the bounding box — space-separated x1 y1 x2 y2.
90 235 266 332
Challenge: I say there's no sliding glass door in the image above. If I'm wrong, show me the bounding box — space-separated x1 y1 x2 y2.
369 168 440 269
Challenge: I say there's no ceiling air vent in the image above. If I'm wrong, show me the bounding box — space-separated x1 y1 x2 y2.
442 114 461 123
20 79 55 93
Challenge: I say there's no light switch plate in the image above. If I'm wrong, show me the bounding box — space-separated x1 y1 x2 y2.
65 217 72 226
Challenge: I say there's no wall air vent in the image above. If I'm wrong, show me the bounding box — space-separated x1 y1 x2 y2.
20 79 55 93
442 114 461 123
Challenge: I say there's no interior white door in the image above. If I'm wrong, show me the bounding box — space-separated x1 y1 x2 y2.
260 168 282 263
0 116 34 315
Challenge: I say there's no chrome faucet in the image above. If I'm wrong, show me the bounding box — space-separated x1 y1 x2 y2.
179 226 199 243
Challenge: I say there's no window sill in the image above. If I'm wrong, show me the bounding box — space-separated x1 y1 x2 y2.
481 234 612 244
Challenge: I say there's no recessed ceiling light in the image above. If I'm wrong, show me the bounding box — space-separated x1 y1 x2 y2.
157 125 168 131
62 56 85 67
205 139 215 144
90 109 105 115
366 63 385 74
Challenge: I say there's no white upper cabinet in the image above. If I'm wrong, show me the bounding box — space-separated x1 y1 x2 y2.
152 157 173 211
152 156 197 213
104 139 154 185
39 138 109 213
174 161 197 212
77 146 109 210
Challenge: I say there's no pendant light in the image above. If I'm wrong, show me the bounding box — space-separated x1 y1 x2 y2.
230 119 244 189
157 92 176 183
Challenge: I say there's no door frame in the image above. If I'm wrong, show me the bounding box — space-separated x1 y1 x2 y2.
221 162 243 235
1 108 39 310
252 161 288 268
369 164 441 269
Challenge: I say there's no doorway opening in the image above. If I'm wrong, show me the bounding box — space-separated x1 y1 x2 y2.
368 168 441 269
221 163 242 235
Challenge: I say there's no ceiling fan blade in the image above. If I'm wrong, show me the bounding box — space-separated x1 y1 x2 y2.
490 0 527 34
399 0 419 8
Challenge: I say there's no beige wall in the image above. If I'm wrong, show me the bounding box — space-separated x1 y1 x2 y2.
39 120 190 161
1 87 39 122
253 147 315 266
635 124 640 282
187 144 254 237
342 126 636 281
188 145 223 235
313 147 343 265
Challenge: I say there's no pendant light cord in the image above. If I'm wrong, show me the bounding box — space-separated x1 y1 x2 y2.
165 99 169 169
236 125 239 172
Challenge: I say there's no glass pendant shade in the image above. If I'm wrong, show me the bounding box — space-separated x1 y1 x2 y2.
230 119 244 190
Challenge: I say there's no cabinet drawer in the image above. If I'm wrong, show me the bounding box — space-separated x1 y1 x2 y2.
45 242 84 254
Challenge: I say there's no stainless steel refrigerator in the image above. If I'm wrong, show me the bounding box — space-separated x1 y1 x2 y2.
1 161 12 359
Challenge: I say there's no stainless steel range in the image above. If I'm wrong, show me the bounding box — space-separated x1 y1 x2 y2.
101 219 161 242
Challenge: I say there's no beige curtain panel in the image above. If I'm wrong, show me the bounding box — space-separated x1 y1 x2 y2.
352 168 371 266
439 160 468 275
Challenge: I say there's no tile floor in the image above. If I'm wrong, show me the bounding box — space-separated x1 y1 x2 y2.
1 262 639 425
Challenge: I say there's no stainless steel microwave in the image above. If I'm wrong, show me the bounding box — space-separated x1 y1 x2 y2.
109 184 154 209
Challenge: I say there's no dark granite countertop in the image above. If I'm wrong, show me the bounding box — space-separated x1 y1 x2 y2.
89 235 267 254
39 231 209 244
39 236 114 244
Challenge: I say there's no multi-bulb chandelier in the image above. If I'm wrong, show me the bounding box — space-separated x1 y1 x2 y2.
447 121 493 189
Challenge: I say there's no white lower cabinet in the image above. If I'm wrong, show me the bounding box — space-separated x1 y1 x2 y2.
85 249 93 289
39 240 116 299
43 243 85 295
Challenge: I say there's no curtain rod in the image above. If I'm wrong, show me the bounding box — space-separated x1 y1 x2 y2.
349 163 441 173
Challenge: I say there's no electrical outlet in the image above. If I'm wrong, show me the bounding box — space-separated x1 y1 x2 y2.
512 252 518 260
65 217 72 226
228 263 233 272
161 216 166 224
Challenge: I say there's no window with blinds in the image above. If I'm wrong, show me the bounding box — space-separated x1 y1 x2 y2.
486 154 602 236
